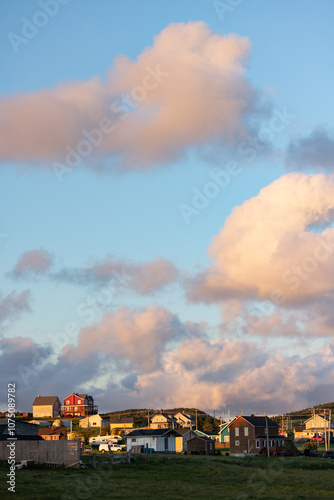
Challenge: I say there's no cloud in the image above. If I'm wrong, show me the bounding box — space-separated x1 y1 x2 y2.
134 338 334 413
54 255 179 294
2 317 334 414
0 290 31 324
63 306 193 372
11 249 54 278
287 127 334 173
188 173 334 306
0 22 267 171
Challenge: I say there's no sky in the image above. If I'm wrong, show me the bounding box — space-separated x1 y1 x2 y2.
1 0 334 416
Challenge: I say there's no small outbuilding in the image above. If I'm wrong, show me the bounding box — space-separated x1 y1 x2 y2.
186 436 215 455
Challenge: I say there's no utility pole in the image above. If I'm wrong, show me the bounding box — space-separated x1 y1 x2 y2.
329 409 332 451
265 416 270 458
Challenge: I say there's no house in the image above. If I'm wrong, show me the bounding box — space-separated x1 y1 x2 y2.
150 413 177 429
174 412 195 428
38 427 67 441
126 429 179 453
32 396 61 418
62 393 98 417
219 418 236 444
109 416 134 432
0 419 42 441
293 425 306 440
304 414 334 432
23 412 33 418
79 414 110 429
228 415 293 457
175 429 197 452
186 436 215 455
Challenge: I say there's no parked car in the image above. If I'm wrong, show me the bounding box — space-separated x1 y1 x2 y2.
323 451 334 459
99 443 123 453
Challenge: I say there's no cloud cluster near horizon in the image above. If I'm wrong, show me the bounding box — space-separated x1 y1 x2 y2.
0 22 268 171
2 311 334 414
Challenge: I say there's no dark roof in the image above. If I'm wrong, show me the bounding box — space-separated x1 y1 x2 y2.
126 429 178 437
32 396 59 406
188 436 215 443
110 417 134 424
230 416 279 428
294 426 305 432
38 428 66 436
176 429 194 436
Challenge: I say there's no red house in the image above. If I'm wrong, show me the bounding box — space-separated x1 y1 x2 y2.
62 393 98 418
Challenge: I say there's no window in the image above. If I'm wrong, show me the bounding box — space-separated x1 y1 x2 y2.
165 437 169 450
235 427 239 437
256 440 260 448
244 427 248 436
235 440 240 446
66 400 69 404
131 438 136 442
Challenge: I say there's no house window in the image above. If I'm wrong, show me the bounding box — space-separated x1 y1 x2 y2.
244 427 248 436
235 427 239 437
256 440 260 448
165 437 169 450
93 423 96 425
235 440 240 446
66 400 69 404
131 439 136 442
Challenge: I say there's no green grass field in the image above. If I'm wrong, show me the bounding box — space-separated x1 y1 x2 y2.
2 453 334 500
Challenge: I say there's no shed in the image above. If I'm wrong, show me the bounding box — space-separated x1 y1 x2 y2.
186 436 215 455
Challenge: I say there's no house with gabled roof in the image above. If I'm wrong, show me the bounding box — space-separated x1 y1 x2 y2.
228 415 294 457
174 412 195 428
38 426 67 441
219 417 236 444
126 428 180 453
62 392 98 417
32 396 61 418
150 412 178 429
79 414 110 429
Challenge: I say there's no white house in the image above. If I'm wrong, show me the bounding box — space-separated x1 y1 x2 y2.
150 413 177 429
79 414 110 429
126 429 179 453
305 414 334 431
174 412 195 428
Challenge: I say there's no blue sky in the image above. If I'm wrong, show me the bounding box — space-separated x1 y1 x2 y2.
1 0 334 415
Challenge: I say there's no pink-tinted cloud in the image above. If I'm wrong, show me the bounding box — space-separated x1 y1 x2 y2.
189 173 334 306
0 22 267 171
12 249 53 278
64 306 192 372
54 255 179 294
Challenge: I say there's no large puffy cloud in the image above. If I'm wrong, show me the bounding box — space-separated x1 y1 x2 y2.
287 127 334 173
63 306 194 372
54 255 179 294
0 22 267 170
11 249 54 278
189 173 334 306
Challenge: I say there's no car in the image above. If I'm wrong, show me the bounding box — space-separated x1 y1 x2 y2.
99 443 123 453
323 451 334 459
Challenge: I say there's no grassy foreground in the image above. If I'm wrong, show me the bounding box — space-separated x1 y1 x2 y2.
1 453 334 499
